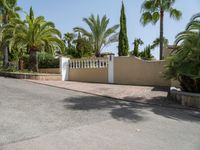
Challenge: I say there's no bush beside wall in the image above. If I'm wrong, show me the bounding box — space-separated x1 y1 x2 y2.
23 53 59 69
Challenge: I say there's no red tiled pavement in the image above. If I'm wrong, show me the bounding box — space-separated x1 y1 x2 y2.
27 80 172 106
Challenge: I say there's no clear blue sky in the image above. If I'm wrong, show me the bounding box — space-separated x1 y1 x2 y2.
18 0 200 59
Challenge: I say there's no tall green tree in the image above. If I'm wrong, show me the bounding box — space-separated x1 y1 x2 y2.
5 7 65 72
75 33 93 58
118 1 129 56
132 38 143 57
140 0 182 60
0 0 21 67
74 14 119 57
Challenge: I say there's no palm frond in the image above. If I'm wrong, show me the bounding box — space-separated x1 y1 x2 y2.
73 27 92 37
169 8 182 20
140 12 153 26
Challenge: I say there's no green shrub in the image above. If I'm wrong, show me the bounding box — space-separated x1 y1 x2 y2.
38 52 59 68
164 13 200 93
22 52 59 69
21 55 30 69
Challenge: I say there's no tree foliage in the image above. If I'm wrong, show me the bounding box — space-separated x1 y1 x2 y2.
74 14 119 57
132 38 143 57
118 1 129 56
75 33 94 58
0 0 21 67
63 32 94 58
140 45 154 60
131 38 154 60
164 13 200 93
63 32 76 49
140 0 182 60
4 7 65 72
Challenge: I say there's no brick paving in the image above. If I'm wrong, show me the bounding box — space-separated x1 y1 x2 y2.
27 80 174 106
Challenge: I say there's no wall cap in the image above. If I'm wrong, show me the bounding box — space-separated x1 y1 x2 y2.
170 87 200 97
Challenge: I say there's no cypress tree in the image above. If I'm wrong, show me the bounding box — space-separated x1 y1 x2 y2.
118 1 129 56
133 38 143 57
133 43 139 57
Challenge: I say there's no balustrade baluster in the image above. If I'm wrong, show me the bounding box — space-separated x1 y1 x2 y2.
78 60 81 68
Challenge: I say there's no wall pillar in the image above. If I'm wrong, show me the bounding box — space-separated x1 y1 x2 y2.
108 55 114 83
61 57 70 81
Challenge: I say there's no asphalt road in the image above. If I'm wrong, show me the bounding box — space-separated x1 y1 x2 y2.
0 77 200 150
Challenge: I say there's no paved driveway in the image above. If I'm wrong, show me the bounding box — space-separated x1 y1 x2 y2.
0 77 200 150
28 80 170 105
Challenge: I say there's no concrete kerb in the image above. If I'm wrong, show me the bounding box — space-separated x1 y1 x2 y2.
170 87 200 108
25 80 200 111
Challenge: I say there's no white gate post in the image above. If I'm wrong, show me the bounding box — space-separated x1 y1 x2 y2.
61 57 70 81
108 55 114 83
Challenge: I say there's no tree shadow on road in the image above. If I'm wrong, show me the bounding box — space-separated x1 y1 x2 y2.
63 96 145 122
63 95 200 123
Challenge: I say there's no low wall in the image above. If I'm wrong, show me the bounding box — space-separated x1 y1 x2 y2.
69 68 108 83
39 68 60 74
0 72 61 80
114 57 170 86
170 87 200 108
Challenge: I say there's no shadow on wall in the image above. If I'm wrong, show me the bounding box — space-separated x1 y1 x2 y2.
63 95 200 123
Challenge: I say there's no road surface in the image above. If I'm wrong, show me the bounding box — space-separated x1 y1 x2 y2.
0 77 200 150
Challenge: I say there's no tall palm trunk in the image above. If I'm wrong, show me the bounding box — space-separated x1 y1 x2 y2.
95 51 101 57
2 13 9 67
29 47 38 72
2 43 9 67
160 9 164 60
95 42 101 57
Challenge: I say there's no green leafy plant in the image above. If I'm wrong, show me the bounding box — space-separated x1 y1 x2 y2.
38 52 59 68
164 13 200 93
140 45 154 60
132 38 144 57
63 32 76 49
63 33 94 58
74 33 94 58
22 52 60 69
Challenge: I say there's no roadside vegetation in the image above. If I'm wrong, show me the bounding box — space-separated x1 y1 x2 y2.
0 0 199 93
165 13 200 93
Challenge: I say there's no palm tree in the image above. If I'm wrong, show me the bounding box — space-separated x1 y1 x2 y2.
175 13 200 45
140 0 182 60
0 0 21 67
165 13 200 92
74 14 119 57
63 32 76 49
5 7 65 72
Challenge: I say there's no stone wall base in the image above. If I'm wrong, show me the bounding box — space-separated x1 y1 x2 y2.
0 72 61 81
170 87 200 108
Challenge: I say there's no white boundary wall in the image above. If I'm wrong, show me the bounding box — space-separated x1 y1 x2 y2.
61 56 170 86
